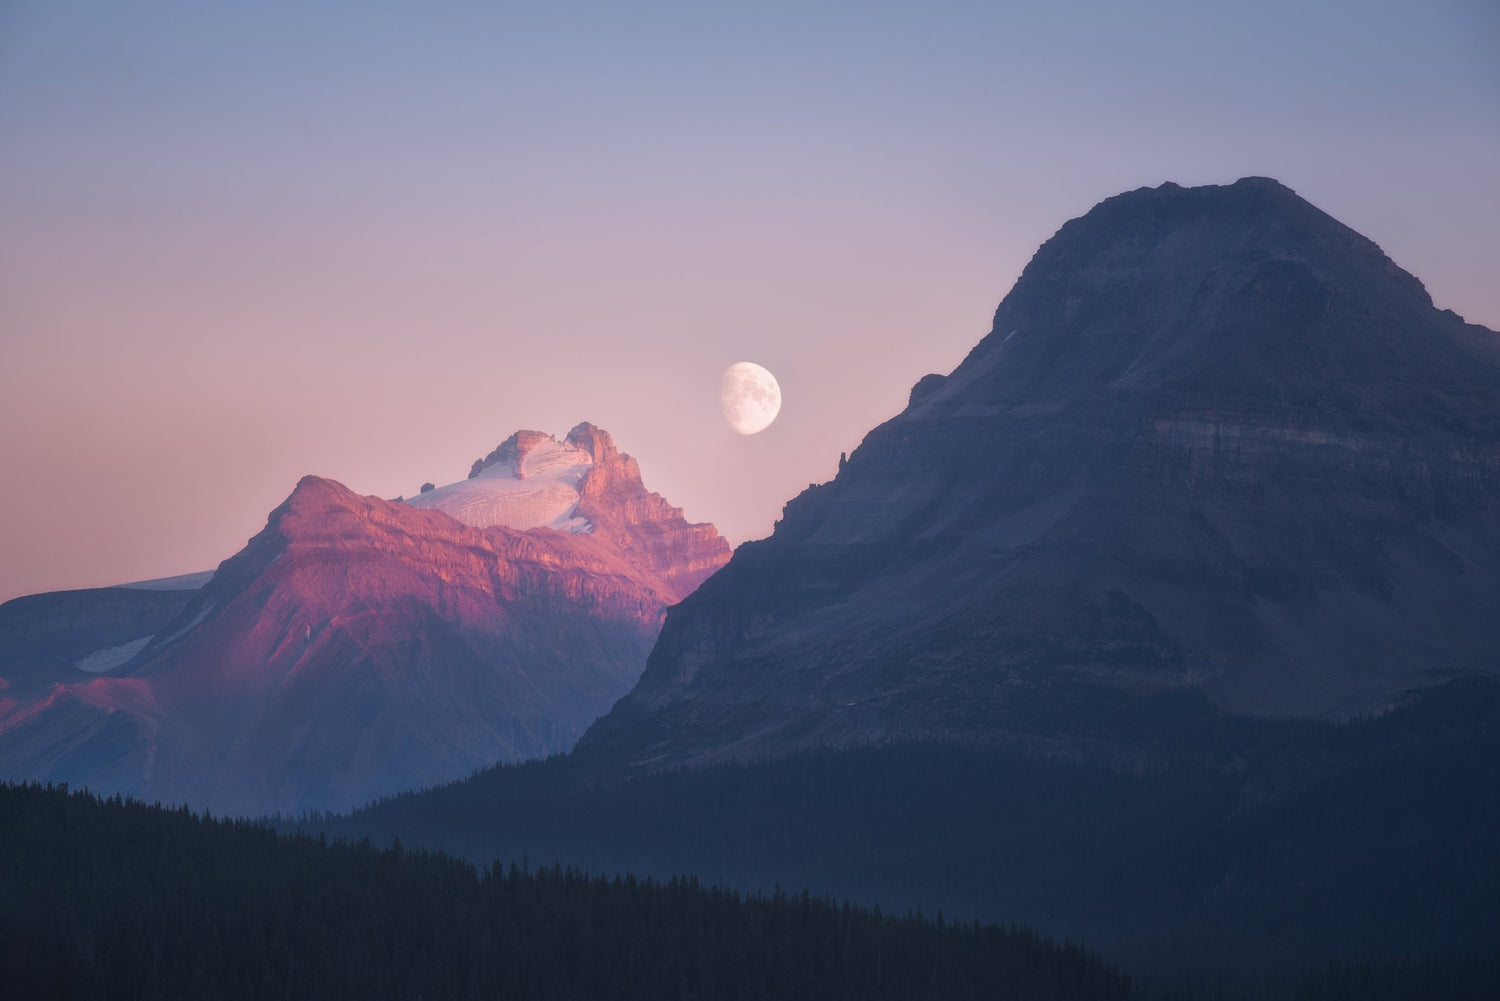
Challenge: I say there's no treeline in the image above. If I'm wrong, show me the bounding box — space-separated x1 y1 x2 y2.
1291 955 1500 1001
311 677 1500 981
1 782 1141 1001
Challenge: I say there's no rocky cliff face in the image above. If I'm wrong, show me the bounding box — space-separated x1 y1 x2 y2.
578 178 1500 771
0 427 729 814
565 423 732 599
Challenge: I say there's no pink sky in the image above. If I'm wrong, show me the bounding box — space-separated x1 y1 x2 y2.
2 1 1497 602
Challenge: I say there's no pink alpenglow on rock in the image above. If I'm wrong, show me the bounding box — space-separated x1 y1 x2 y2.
0 424 729 816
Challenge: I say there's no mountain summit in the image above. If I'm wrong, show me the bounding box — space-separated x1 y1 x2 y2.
0 425 729 814
408 423 727 598
580 178 1500 770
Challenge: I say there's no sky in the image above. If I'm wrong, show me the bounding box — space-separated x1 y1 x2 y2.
1 0 1497 602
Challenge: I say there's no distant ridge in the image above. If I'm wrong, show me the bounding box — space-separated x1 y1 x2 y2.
117 570 214 591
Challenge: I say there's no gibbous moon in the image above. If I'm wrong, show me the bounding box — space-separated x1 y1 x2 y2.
719 362 782 435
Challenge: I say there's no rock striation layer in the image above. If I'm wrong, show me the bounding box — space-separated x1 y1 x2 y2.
579 178 1500 771
0 425 728 814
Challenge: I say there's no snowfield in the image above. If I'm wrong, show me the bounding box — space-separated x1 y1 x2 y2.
405 437 595 532
76 636 153 673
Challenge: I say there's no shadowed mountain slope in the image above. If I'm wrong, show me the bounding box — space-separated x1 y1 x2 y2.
316 676 1500 982
580 177 1500 771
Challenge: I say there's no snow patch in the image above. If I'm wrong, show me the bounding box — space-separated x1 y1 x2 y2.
76 636 153 673
158 603 215 647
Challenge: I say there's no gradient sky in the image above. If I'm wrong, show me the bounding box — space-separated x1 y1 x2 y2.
1 1 1497 602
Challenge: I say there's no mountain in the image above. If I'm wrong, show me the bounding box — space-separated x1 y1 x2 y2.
0 423 729 815
409 422 727 599
579 177 1500 771
308 181 1500 979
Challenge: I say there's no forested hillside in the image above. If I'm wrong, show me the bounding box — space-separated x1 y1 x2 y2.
316 677 1500 980
1 782 1139 1001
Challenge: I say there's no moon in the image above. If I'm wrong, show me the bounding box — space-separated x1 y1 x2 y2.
719 362 782 435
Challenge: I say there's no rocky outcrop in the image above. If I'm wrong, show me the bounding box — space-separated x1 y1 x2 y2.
565 423 733 598
578 177 1500 772
0 429 730 815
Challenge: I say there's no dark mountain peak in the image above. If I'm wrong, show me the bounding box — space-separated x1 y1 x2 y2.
579 179 1500 772
922 176 1481 428
1230 174 1292 191
1006 175 1428 317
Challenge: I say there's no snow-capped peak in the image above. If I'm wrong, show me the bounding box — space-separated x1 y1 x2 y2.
406 431 595 532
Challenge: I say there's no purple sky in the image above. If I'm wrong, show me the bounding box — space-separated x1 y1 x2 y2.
1 1 1497 602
